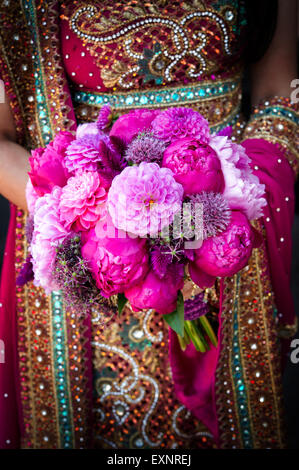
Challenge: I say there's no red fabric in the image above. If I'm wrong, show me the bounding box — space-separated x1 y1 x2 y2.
169 139 296 441
0 204 21 448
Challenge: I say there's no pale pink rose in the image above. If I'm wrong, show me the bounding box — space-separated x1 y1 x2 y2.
209 135 267 220
31 186 70 293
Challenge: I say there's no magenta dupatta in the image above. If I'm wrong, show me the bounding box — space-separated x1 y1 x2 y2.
169 138 296 443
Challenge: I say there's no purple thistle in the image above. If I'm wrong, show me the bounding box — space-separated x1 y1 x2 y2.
150 239 187 279
188 192 231 239
97 139 128 184
52 236 117 317
16 255 34 286
97 105 113 131
151 244 173 279
25 216 34 244
184 292 210 321
125 132 166 164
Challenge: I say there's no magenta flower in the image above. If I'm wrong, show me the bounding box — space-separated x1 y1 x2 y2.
209 135 267 220
96 105 113 131
59 171 108 232
110 109 160 144
189 211 256 284
151 107 210 143
31 186 70 293
107 162 184 236
29 131 74 196
162 137 224 196
81 217 149 297
125 265 184 315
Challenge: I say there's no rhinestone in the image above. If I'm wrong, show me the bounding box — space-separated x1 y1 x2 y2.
276 208 280 212
35 299 41 307
101 383 111 393
134 437 144 448
132 329 144 340
28 96 34 102
285 197 289 202
35 329 42 336
37 355 43 362
13 34 19 41
259 396 265 403
115 405 125 416
248 318 254 325
43 436 49 442
225 10 234 21
251 344 257 350
41 410 47 416
39 383 45 390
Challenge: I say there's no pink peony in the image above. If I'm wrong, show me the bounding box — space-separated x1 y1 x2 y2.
81 216 149 297
162 137 224 196
110 109 160 144
26 178 39 214
151 107 210 143
59 171 108 232
64 131 118 173
31 186 70 293
125 266 184 315
29 131 74 196
107 162 184 236
189 211 256 286
209 135 266 220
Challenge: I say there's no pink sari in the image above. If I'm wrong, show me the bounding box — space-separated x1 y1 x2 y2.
169 138 296 443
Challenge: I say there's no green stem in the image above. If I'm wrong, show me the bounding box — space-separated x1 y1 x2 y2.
198 315 218 347
184 320 207 353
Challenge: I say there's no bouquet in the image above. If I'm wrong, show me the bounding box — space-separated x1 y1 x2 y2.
20 105 266 353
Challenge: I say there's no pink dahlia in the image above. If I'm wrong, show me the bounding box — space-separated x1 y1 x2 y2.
162 137 224 196
209 135 267 220
110 109 160 144
125 265 184 315
31 186 70 293
107 162 184 237
29 131 74 196
189 211 257 286
64 131 118 173
59 171 108 232
81 218 149 297
151 107 210 143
